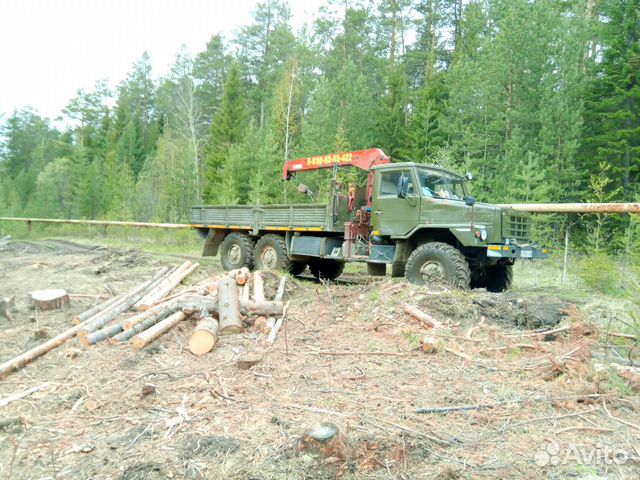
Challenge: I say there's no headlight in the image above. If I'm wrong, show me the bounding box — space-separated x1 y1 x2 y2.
480 229 488 241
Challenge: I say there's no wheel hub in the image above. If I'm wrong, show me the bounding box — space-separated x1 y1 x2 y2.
419 260 445 283
260 246 278 269
228 244 242 264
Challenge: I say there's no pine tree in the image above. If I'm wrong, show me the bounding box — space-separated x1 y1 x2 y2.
203 63 246 202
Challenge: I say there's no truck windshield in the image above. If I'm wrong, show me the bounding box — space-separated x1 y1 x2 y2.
416 168 467 200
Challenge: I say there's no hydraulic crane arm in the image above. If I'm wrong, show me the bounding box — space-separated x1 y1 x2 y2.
282 148 390 180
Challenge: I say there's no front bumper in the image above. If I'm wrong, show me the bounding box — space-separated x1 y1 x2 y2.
486 244 548 259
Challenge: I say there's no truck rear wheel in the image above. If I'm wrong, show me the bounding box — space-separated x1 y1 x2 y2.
309 259 345 281
254 234 293 272
405 242 470 288
220 233 255 271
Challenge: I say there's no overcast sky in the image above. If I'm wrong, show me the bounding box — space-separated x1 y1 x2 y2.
0 0 326 124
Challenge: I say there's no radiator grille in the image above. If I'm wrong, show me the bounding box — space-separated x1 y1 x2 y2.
503 213 530 240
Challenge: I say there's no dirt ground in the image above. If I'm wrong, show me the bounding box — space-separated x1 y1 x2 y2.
0 239 638 480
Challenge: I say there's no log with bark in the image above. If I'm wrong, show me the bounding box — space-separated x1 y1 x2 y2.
111 307 176 344
217 277 242 335
81 322 123 347
72 289 130 325
134 261 199 311
30 289 69 311
188 317 219 355
131 310 187 349
403 304 442 329
77 268 169 339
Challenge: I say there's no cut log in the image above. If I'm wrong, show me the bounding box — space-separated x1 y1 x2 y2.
235 267 250 286
218 277 242 335
131 310 187 349
403 304 442 329
241 283 250 303
111 308 175 343
72 289 129 325
77 268 169 338
242 301 284 316
134 261 199 311
30 289 69 311
188 317 219 355
81 322 123 347
254 316 267 332
0 296 15 321
122 300 180 330
253 272 265 302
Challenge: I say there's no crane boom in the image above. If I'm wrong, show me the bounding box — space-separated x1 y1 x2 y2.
282 148 390 180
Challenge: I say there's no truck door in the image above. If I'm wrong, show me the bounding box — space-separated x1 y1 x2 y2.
372 169 420 236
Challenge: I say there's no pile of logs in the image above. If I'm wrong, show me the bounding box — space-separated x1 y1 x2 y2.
0 262 288 378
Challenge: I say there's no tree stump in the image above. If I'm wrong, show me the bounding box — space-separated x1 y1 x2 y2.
0 297 15 321
30 289 69 311
299 422 348 461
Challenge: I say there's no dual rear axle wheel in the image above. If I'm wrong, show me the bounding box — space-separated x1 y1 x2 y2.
219 233 343 280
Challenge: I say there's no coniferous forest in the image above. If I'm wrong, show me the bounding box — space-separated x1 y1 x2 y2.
0 0 638 253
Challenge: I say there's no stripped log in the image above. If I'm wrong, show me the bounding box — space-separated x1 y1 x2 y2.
173 296 284 317
253 272 265 302
266 277 287 345
81 322 123 347
188 317 219 355
132 310 187 349
135 261 199 311
133 261 191 310
403 304 442 329
78 268 169 338
218 277 242 335
30 289 69 311
111 307 176 343
72 289 129 325
241 283 250 302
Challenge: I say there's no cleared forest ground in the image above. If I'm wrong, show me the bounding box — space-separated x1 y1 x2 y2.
0 239 638 479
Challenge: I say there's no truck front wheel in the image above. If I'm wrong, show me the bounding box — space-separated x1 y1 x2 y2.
309 259 345 281
220 233 255 271
405 242 470 288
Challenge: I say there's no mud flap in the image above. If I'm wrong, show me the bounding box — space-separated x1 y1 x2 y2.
202 229 226 257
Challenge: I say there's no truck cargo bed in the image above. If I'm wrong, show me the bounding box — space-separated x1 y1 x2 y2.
190 204 335 232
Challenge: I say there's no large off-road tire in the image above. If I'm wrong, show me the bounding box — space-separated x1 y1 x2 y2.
367 262 386 277
254 234 292 272
485 264 513 293
309 259 345 281
405 242 470 288
220 233 255 271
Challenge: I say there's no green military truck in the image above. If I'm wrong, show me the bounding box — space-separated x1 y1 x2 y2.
191 148 547 291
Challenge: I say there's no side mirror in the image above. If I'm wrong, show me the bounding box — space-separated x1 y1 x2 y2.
465 172 473 182
397 175 410 198
464 196 475 206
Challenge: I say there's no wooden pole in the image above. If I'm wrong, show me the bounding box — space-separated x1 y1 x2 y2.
131 310 187 349
112 309 175 343
81 322 123 347
72 289 129 325
253 272 265 303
